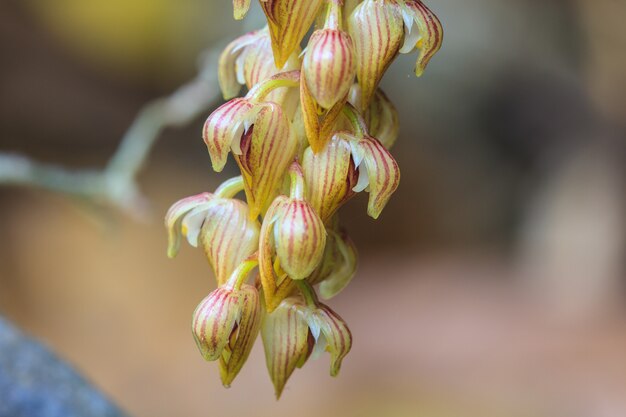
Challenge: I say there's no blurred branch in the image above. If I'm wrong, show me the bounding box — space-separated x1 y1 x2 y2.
0 48 221 217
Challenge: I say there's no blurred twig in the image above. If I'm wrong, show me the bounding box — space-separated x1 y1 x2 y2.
0 48 221 217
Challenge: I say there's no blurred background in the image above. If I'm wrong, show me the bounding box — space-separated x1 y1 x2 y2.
1 0 625 416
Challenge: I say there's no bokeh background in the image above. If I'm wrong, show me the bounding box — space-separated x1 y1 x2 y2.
1 0 626 416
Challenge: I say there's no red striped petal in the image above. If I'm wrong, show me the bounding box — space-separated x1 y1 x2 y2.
260 0 325 68
400 0 444 76
164 192 213 258
261 298 310 398
203 98 254 172
348 0 404 106
302 135 357 223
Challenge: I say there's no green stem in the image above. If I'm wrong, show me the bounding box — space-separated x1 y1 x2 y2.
225 256 259 290
215 176 245 199
247 71 301 103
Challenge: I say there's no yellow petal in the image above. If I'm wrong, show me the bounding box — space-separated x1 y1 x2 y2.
261 298 310 398
203 98 254 172
219 284 262 387
303 29 356 109
275 199 327 280
199 199 260 286
192 287 244 362
260 0 325 68
302 135 357 223
348 0 404 106
235 103 297 219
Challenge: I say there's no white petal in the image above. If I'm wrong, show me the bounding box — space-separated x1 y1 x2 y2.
352 166 370 193
181 204 212 247
310 332 327 361
235 53 247 85
400 21 420 54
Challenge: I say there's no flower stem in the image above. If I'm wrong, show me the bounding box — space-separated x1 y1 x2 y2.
215 176 245 199
247 70 301 103
296 280 319 308
225 255 259 290
342 104 368 137
288 162 307 201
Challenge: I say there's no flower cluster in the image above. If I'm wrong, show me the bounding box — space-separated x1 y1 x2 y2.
166 0 442 398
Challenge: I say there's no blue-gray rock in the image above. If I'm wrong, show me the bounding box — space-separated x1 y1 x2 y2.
0 316 127 417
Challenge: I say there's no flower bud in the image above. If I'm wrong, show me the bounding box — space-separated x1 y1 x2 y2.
260 0 325 68
218 284 262 387
302 135 358 223
348 0 404 106
303 29 356 110
192 287 244 362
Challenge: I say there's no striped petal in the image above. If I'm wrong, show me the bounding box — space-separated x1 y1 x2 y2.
260 0 325 68
198 199 260 286
192 287 244 362
235 102 297 219
307 304 352 377
367 89 399 149
302 135 357 223
203 98 255 172
261 298 310 399
219 284 262 387
232 0 251 20
258 196 297 312
348 0 404 106
218 31 259 100
303 29 356 109
275 199 327 280
353 135 401 219
300 72 347 153
164 192 213 258
399 0 444 76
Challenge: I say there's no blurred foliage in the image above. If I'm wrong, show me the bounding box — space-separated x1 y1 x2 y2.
21 0 236 83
